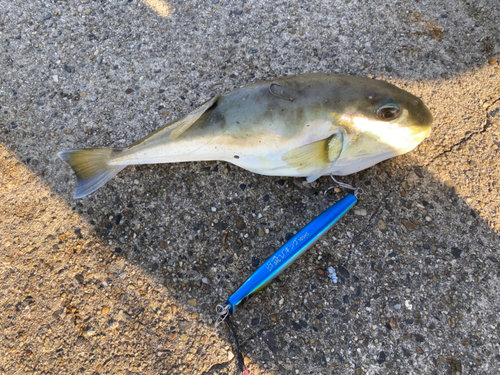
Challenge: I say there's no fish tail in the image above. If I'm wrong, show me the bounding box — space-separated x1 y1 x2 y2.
58 148 126 199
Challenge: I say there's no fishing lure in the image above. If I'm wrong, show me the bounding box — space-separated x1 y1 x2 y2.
217 179 360 320
214 179 361 370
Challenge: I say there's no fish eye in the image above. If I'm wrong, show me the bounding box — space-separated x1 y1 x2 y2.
377 103 401 121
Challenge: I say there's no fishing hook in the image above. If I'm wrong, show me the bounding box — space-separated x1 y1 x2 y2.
269 83 294 102
324 175 364 200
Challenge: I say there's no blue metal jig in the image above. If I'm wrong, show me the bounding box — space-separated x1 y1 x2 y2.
225 193 357 314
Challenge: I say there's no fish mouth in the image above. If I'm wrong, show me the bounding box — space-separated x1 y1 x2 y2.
393 97 433 152
403 118 432 154
408 122 432 146
421 123 432 140
407 98 433 138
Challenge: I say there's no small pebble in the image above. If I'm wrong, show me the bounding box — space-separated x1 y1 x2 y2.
402 219 416 231
354 209 367 216
327 266 338 284
451 247 462 259
315 268 326 278
85 329 96 337
378 219 388 231
74 274 84 284
413 333 425 342
235 216 246 230
377 351 386 364
337 265 350 279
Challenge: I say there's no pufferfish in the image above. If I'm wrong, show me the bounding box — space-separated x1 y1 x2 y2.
58 73 432 198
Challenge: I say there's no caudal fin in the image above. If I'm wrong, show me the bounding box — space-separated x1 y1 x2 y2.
58 148 126 199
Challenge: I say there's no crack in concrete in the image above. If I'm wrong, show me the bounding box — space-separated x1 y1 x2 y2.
240 327 266 348
346 183 401 264
426 96 500 166
346 162 422 265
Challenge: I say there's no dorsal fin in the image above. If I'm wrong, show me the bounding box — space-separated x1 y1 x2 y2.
282 132 343 182
169 95 220 140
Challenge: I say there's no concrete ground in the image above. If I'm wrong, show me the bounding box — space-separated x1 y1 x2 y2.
1 0 499 374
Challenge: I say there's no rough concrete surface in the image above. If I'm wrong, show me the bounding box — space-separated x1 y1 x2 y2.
1 0 499 374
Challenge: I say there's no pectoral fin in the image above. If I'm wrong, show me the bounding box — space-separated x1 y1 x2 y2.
169 95 220 140
282 133 343 182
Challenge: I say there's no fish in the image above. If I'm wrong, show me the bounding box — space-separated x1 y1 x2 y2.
58 73 432 198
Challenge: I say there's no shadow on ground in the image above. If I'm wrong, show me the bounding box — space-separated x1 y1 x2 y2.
1 88 499 374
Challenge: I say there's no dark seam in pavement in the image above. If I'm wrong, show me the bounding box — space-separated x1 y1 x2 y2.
239 327 267 347
346 163 418 265
346 179 402 264
425 96 500 166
